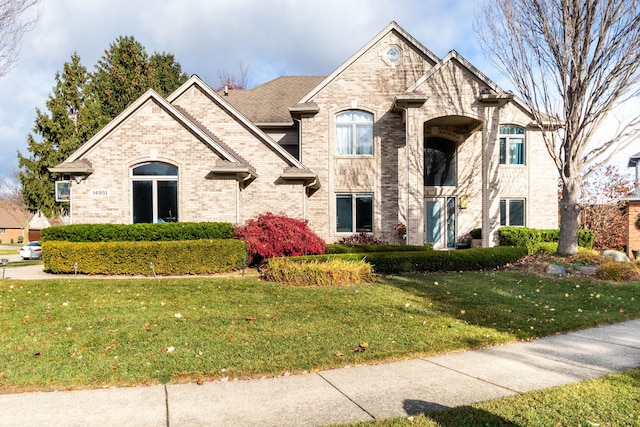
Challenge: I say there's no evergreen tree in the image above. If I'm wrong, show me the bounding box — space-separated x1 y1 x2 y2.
150 52 188 97
18 37 189 215
18 53 96 216
92 35 153 125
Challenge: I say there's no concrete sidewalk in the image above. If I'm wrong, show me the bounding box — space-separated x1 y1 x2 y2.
1 319 638 427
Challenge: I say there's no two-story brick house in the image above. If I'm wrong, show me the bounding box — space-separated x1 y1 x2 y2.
51 22 558 247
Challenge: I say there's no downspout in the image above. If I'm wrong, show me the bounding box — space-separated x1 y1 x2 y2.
294 117 306 219
405 109 410 244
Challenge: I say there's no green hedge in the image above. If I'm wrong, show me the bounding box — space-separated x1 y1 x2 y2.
498 227 595 253
41 222 234 242
293 246 527 275
42 239 247 275
325 243 431 254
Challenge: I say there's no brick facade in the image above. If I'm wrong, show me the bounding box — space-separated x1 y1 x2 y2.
55 22 559 246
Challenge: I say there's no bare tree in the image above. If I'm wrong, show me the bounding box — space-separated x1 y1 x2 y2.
477 0 640 254
217 61 251 91
0 0 40 78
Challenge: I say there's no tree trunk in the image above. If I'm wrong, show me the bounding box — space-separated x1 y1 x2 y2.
558 178 580 254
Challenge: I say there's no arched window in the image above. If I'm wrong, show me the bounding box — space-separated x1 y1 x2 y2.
131 162 178 223
424 137 457 187
335 110 373 155
499 125 525 165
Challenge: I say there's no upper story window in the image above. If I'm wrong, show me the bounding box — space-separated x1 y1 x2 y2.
131 162 178 224
424 137 457 186
336 110 373 156
499 125 525 165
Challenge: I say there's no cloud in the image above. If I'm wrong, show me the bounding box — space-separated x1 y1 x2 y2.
0 0 512 178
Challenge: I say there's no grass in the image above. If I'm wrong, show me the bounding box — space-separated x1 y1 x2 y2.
0 271 638 392
0 249 17 256
337 368 640 426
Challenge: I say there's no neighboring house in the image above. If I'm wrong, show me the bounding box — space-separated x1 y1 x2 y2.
0 202 27 243
626 152 640 258
51 22 558 248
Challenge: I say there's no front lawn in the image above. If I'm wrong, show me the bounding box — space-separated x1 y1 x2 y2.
0 271 638 392
338 368 640 426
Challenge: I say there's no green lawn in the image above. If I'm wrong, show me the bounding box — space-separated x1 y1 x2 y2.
337 368 640 426
0 271 638 392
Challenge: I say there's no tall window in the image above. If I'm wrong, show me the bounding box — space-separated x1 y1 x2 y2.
499 125 525 165
336 110 373 155
500 199 525 226
424 137 457 186
336 193 373 233
132 162 178 223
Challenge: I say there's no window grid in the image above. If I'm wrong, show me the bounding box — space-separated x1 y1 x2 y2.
500 199 525 227
336 193 373 233
335 111 373 156
499 125 525 165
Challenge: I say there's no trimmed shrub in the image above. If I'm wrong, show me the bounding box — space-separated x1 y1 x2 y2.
42 239 246 275
261 257 374 286
326 244 431 254
498 227 595 253
338 232 385 245
292 246 527 274
535 242 558 255
469 228 482 239
41 222 234 242
234 213 325 266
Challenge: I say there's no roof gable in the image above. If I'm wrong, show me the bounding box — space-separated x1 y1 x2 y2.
298 21 440 104
167 75 307 169
64 89 241 165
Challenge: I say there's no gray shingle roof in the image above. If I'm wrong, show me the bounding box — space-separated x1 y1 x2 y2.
220 76 325 125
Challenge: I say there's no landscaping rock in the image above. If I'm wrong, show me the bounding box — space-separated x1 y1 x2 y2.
545 264 567 276
576 266 598 276
601 250 630 262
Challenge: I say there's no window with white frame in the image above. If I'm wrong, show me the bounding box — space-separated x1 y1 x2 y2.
336 193 373 233
131 162 178 224
499 125 525 165
500 199 525 226
335 110 373 155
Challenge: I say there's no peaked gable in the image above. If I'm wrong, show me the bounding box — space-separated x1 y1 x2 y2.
63 89 241 165
167 75 308 170
298 21 440 104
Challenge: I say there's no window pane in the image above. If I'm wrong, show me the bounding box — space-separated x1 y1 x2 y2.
351 111 373 122
499 138 506 164
499 125 524 135
133 162 177 176
509 138 524 164
426 201 441 243
336 125 352 155
133 181 153 223
336 195 353 232
424 138 456 186
355 194 373 232
356 124 373 155
509 200 525 226
157 181 178 222
500 200 506 226
446 197 456 248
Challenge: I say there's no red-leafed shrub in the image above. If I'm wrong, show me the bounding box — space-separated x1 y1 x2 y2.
234 213 326 266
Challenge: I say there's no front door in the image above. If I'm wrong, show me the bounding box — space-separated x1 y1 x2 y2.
425 197 456 249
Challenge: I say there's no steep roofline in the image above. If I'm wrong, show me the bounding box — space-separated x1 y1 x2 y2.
408 50 539 120
298 21 440 104
167 75 307 170
65 89 238 164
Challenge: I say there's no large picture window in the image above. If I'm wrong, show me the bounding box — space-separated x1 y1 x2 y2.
132 162 178 223
336 193 373 233
424 137 457 186
500 199 525 226
336 110 373 156
499 125 525 165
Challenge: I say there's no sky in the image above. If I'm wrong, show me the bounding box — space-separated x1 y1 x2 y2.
0 0 636 180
